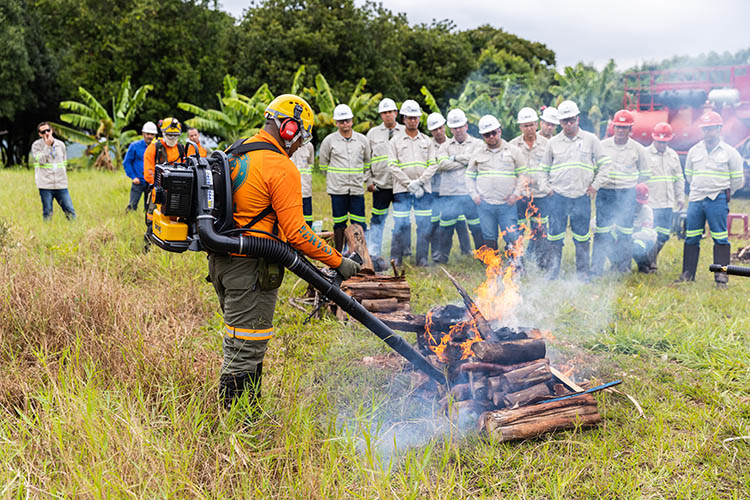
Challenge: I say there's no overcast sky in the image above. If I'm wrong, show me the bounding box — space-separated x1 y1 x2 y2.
218 0 749 70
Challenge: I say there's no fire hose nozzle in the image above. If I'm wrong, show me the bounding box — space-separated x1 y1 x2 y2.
709 264 750 277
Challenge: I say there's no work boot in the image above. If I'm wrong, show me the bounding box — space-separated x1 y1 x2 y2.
674 243 700 283
219 364 263 411
574 240 591 280
333 226 346 252
469 225 484 251
456 220 472 254
437 226 454 263
547 242 563 280
649 240 666 272
713 244 730 289
484 239 498 251
429 222 441 262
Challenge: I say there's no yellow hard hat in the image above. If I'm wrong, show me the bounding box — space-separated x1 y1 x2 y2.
159 117 182 134
265 94 314 143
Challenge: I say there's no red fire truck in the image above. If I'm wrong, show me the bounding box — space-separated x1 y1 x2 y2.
608 65 750 186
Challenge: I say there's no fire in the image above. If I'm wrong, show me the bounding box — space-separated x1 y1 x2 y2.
425 199 541 362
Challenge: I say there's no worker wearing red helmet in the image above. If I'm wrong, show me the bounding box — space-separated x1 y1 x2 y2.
676 111 744 287
592 109 650 275
631 183 658 273
645 122 685 271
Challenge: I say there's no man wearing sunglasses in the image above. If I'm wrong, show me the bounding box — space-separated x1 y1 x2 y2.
540 100 611 280
466 115 527 251
30 122 77 220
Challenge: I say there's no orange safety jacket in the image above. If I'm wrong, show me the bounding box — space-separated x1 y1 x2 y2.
187 142 207 158
228 130 343 268
143 139 185 184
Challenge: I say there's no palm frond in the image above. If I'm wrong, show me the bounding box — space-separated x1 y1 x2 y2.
50 122 98 145
76 87 109 120
59 113 100 131
291 65 306 94
420 86 441 114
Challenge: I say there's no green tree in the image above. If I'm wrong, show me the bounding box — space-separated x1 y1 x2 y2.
55 77 153 169
178 75 274 148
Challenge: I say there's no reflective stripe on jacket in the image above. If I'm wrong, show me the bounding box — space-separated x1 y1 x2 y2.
645 144 685 209
684 140 744 202
388 132 436 194
319 131 371 195
367 122 404 189
600 137 650 189
466 141 527 204
291 142 315 198
419 136 481 196
31 138 68 189
509 134 549 197
541 129 611 198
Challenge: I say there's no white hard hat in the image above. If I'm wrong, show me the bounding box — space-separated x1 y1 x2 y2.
333 103 354 121
426 112 446 131
517 107 539 125
541 106 559 125
557 100 580 120
399 99 422 117
446 108 468 128
142 121 158 134
378 98 398 113
478 115 501 135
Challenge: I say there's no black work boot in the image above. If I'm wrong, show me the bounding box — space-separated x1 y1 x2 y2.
429 222 441 262
649 240 666 272
713 244 731 289
547 242 563 280
456 220 472 254
219 372 251 410
470 225 485 252
574 240 591 281
437 226 453 263
333 226 346 252
484 239 499 251
590 233 608 276
674 243 700 283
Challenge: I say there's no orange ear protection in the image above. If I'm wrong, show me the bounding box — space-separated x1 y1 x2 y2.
279 118 299 141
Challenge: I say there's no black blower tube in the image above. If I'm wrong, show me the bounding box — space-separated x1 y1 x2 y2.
709 264 750 277
194 163 445 385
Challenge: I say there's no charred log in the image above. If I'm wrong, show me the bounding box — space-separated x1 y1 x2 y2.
471 339 546 365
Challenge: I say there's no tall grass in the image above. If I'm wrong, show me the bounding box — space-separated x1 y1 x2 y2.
0 168 749 498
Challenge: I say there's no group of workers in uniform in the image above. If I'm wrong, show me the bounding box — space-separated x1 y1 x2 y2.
291 95 744 286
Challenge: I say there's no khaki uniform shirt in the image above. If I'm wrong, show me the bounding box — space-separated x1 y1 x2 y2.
30 138 68 189
685 140 744 202
419 136 481 196
509 134 549 198
366 122 404 189
319 131 372 196
645 144 685 209
541 129 611 198
600 137 650 189
388 131 436 194
291 142 315 198
466 140 527 204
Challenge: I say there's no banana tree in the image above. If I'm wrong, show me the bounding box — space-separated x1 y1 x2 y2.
178 74 274 148
54 76 152 169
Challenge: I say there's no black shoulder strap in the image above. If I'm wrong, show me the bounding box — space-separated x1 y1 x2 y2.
155 140 166 164
177 143 185 161
226 139 284 157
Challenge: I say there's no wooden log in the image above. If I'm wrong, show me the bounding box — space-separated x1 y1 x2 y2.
471 339 546 365
440 267 495 340
344 224 373 271
491 391 506 408
361 298 405 313
343 288 411 301
449 383 472 401
488 376 503 393
501 362 553 393
503 382 552 408
460 358 549 374
472 376 488 401
480 394 601 442
374 312 426 333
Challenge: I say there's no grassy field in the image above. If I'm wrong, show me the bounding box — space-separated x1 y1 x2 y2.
1 167 749 499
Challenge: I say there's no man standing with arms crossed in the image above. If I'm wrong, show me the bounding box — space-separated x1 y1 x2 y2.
30 122 77 220
366 98 403 259
541 100 611 280
676 111 744 287
645 122 685 271
319 104 371 251
391 99 436 266
510 107 550 268
592 109 650 275
418 108 483 261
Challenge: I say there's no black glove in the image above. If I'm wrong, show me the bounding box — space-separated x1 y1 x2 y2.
336 257 361 280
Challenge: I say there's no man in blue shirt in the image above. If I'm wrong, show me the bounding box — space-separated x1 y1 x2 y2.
124 121 157 212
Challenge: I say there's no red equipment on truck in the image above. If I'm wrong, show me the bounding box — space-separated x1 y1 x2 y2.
607 65 750 186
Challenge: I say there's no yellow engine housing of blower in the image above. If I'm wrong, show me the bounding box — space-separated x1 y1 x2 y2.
152 206 188 242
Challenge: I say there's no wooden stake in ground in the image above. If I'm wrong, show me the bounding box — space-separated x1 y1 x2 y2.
344 224 374 272
479 394 602 442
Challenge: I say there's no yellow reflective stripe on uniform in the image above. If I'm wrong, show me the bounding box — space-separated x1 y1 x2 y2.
655 227 671 235
548 162 595 173
324 167 366 173
476 171 516 178
467 218 480 225
440 218 458 226
396 160 429 169
684 169 731 178
225 325 274 341
685 229 703 237
615 225 633 235
414 209 432 217
594 225 614 233
647 175 680 182
37 162 67 169
572 231 591 242
349 214 366 223
319 164 329 171
547 232 566 241
393 210 411 218
371 207 388 215
710 230 728 239
634 240 646 249
597 157 611 166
